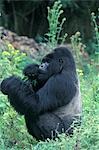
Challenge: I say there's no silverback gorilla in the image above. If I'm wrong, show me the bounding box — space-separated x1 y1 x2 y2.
1 47 81 140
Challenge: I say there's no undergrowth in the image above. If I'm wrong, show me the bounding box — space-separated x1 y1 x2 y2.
0 41 98 150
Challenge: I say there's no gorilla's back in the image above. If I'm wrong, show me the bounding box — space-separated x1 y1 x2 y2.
53 81 82 119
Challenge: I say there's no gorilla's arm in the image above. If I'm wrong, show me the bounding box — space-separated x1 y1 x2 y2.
0 76 40 116
0 71 76 117
37 71 77 113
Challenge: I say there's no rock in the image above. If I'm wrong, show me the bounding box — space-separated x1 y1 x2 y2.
0 26 40 58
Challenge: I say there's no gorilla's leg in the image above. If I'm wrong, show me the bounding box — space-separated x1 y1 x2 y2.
62 115 81 135
25 113 64 140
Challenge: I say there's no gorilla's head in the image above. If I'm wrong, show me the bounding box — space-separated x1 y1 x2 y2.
37 47 77 85
39 47 76 75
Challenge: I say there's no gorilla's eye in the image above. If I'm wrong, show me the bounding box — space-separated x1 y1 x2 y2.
59 58 64 64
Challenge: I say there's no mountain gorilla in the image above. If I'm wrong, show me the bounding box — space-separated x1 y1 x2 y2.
1 47 81 140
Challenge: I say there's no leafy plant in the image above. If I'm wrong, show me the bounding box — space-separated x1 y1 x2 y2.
70 31 87 68
91 12 99 50
91 11 99 65
46 0 67 48
86 11 99 55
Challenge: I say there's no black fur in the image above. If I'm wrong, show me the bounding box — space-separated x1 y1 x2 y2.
0 47 81 140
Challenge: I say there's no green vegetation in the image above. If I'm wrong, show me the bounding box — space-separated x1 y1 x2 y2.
0 0 99 52
0 42 98 150
47 0 67 48
0 0 99 149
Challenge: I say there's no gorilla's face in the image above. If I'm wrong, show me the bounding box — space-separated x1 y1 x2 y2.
37 47 76 83
41 47 76 75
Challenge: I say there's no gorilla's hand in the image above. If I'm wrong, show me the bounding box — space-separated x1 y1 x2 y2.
23 64 39 80
0 76 23 95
